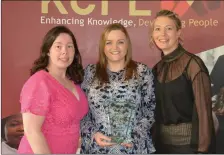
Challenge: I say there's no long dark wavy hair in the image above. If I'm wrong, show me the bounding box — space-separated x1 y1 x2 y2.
30 25 84 84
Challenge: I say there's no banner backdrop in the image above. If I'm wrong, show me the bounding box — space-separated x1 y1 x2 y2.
2 1 224 118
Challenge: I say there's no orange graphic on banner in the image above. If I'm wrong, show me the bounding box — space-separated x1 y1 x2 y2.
161 1 194 17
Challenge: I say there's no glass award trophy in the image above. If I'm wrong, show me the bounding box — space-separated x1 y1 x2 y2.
105 99 136 144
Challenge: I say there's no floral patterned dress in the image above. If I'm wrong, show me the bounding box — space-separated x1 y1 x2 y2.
80 62 156 154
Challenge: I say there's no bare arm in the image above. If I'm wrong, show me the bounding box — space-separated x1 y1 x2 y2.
23 113 51 154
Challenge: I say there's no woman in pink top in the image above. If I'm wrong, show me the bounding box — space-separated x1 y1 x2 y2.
17 26 89 154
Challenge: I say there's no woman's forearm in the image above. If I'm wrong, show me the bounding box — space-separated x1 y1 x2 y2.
25 131 51 154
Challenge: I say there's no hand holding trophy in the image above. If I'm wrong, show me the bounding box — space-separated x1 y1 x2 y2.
93 132 116 147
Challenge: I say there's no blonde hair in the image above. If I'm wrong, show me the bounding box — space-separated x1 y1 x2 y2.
150 10 183 47
152 9 182 31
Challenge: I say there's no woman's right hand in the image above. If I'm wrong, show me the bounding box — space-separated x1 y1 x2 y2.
93 132 116 147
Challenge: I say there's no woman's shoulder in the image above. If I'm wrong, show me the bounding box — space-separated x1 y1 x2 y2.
186 52 209 73
84 64 96 73
135 61 152 73
83 64 97 84
27 70 48 82
135 61 148 68
134 61 154 79
1 141 17 154
22 70 49 90
151 58 163 73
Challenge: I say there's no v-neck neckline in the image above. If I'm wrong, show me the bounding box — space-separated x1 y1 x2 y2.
41 70 80 102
